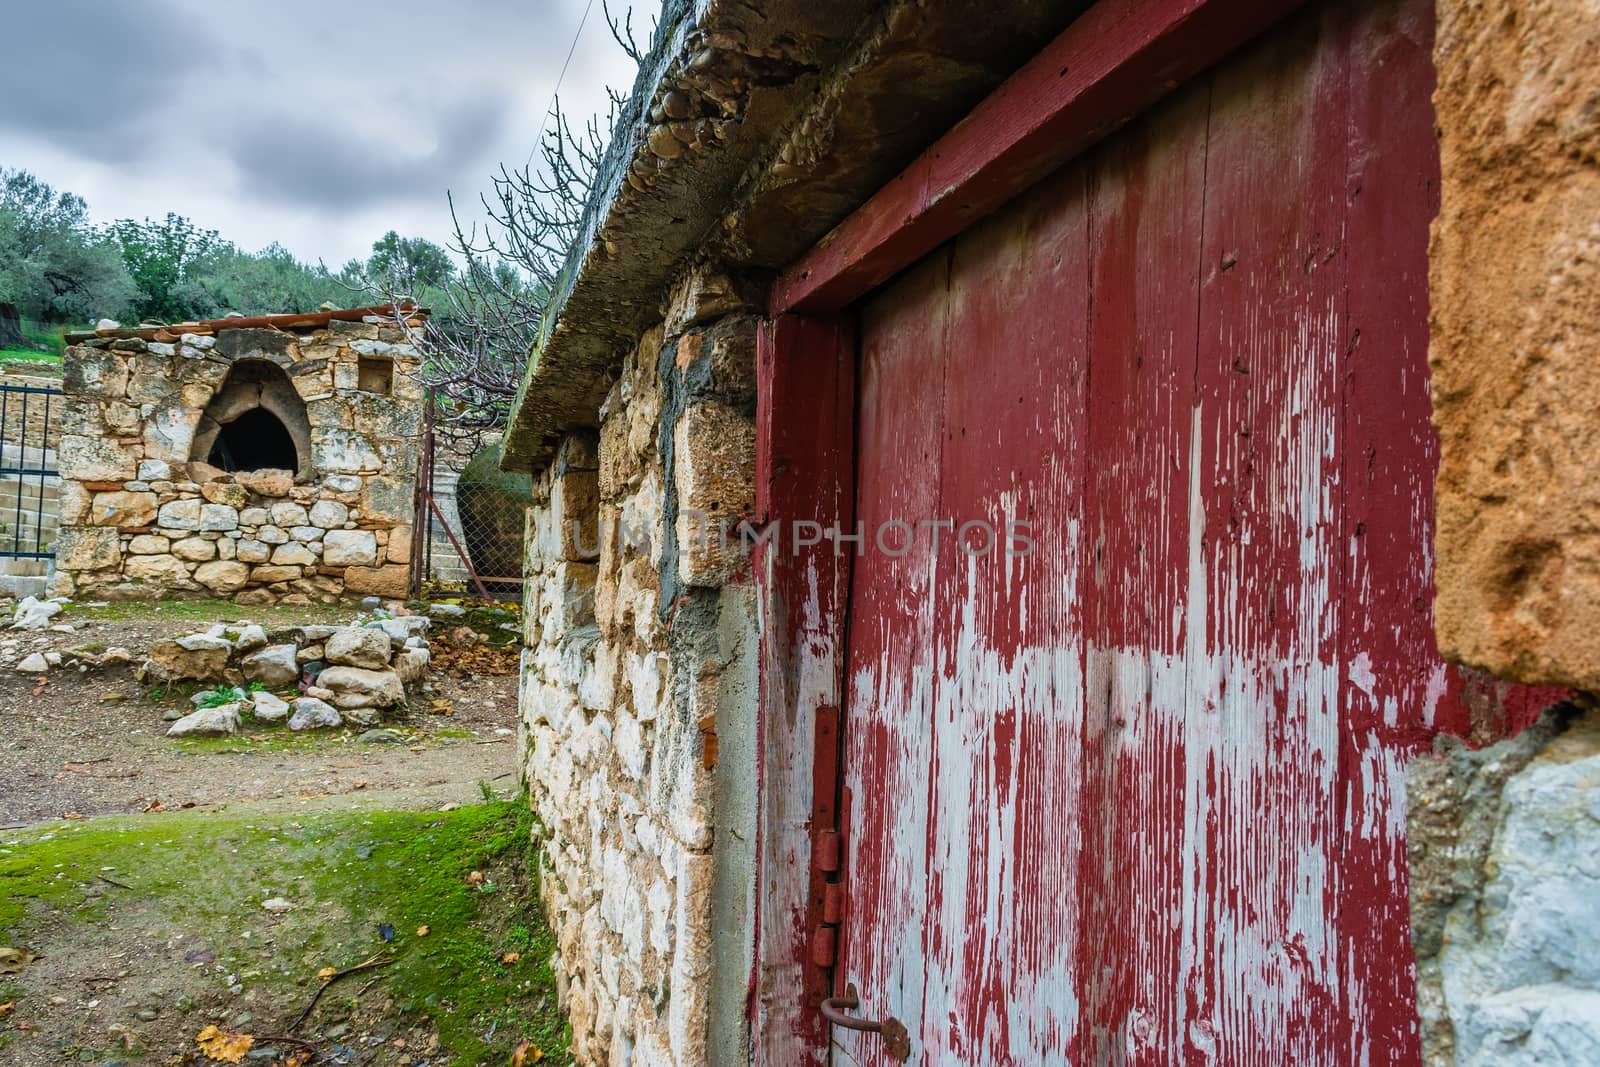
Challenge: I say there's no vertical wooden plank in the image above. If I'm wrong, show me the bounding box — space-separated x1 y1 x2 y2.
1077 81 1210 1063
1334 0 1567 1055
1334 1 1440 1058
754 313 855 1065
1186 8 1350 1062
834 250 951 1066
917 159 1093 1065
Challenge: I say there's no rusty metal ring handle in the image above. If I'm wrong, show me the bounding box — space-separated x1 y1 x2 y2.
821 982 912 1061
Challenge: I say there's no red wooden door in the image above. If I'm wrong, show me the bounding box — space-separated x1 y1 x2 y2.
833 1 1549 1063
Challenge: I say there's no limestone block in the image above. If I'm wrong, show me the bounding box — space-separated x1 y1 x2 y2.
343 564 409 598
193 559 250 593
317 665 404 709
386 524 413 563
1431 0 1600 687
250 691 290 723
256 525 289 545
323 529 378 567
268 542 316 566
103 401 142 435
674 400 755 518
128 534 170 555
171 536 217 562
325 474 362 493
288 697 342 731
242 643 300 687
249 565 302 584
313 429 382 473
144 637 229 683
198 503 239 531
137 459 171 481
56 526 121 571
216 537 237 561
59 434 138 482
122 554 189 584
393 645 429 684
62 347 130 395
157 499 202 531
238 507 270 525
360 476 412 524
333 362 360 390
201 481 249 508
288 525 322 542
553 469 601 562
309 500 349 528
88 491 157 527
57 482 91 526
270 501 309 527
235 540 270 563
142 404 201 465
166 703 241 737
325 627 391 669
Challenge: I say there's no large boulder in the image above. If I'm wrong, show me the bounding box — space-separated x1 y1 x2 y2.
325 627 391 669
316 666 404 710
167 703 242 737
241 643 299 687
287 697 341 731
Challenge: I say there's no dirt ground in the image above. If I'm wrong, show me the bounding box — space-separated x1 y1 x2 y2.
0 597 563 1067
0 600 521 828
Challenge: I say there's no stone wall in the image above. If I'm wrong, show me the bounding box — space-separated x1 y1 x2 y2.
1408 702 1600 1065
1430 0 1600 689
518 290 759 1066
53 316 424 604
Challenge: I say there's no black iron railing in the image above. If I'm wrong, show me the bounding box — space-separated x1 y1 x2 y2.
0 382 63 559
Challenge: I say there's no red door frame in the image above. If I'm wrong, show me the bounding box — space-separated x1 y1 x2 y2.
752 0 1312 1060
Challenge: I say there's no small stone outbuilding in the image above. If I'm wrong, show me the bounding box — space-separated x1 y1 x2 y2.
52 306 425 605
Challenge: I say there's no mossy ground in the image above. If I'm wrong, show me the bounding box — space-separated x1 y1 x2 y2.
0 800 568 1065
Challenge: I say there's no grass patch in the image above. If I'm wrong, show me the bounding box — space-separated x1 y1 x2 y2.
0 801 569 1064
69 597 353 629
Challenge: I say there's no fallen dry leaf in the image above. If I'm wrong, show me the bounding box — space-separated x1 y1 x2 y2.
196 1024 254 1063
511 1040 546 1066
316 966 337 981
466 871 485 885
285 1050 312 1067
142 799 165 813
0 1001 13 1015
501 951 521 964
416 925 430 937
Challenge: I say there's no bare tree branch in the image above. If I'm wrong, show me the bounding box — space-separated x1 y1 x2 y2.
351 16 645 454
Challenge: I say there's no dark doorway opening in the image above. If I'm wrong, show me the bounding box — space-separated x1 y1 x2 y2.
208 408 300 473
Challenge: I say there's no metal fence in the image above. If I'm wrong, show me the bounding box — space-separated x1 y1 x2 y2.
410 399 530 603
0 382 63 560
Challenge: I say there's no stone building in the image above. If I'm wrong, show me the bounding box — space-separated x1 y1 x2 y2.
53 306 425 604
500 0 1600 1063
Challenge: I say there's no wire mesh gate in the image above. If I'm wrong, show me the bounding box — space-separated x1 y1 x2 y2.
0 382 63 559
409 397 529 603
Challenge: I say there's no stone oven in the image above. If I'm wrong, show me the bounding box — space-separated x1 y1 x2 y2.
52 305 426 605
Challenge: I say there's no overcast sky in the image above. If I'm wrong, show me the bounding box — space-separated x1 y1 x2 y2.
1 0 637 267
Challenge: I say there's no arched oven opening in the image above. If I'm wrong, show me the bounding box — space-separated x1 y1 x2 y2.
190 359 313 475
